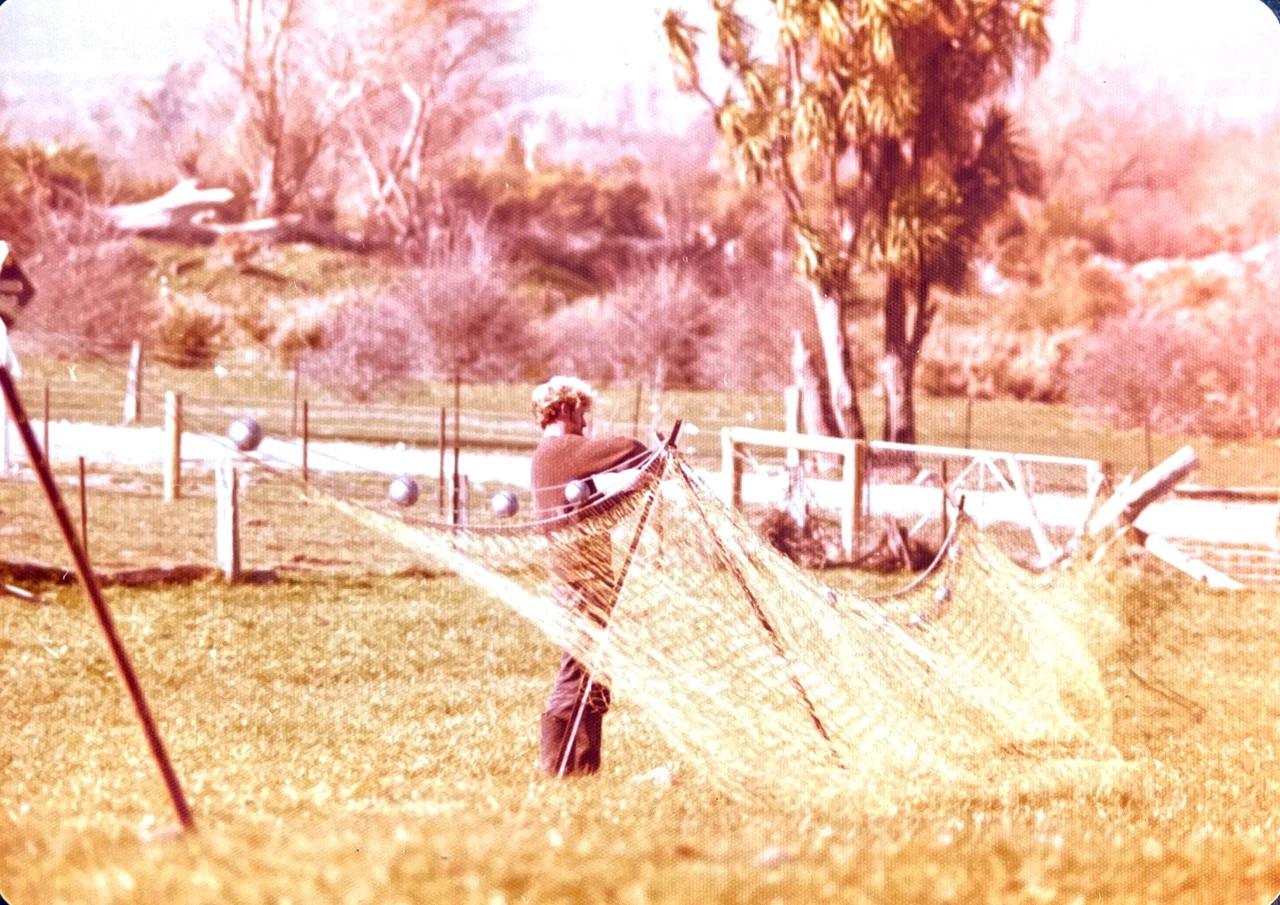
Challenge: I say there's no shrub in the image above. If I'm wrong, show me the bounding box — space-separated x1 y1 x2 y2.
307 228 540 398
18 210 155 356
154 286 226 368
541 264 720 389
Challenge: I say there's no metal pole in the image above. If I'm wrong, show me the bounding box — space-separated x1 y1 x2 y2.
42 381 49 459
0 365 194 830
452 373 461 524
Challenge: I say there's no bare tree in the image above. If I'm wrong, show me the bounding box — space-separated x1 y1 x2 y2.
217 0 363 218
343 1 519 256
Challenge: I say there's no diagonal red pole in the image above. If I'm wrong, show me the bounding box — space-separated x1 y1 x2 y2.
0 365 194 830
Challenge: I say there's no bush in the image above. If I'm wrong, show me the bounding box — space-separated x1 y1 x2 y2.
154 286 226 368
307 228 541 399
541 265 719 389
919 325 1077 403
19 211 155 356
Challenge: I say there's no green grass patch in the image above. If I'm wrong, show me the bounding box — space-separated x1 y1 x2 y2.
2 557 1279 902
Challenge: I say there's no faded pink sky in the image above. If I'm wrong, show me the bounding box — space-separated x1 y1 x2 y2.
0 0 1277 136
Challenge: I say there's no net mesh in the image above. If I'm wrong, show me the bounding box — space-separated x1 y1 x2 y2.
316 444 1133 809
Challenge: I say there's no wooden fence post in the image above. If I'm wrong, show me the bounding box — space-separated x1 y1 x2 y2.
78 456 88 559
301 400 309 487
123 340 143 425
783 386 801 468
163 392 183 501
216 461 241 582
721 428 742 509
42 381 49 458
437 407 446 514
840 440 862 560
290 360 301 437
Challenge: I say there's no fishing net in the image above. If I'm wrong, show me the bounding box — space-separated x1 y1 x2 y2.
317 441 1132 809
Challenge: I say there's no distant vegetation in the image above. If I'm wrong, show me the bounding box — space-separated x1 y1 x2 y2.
1 4 1279 442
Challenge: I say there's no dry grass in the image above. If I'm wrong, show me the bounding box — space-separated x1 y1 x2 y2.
2 479 1280 903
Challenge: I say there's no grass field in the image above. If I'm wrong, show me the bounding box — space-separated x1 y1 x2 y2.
3 467 1280 903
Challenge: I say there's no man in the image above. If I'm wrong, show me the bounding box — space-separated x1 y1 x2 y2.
530 376 650 776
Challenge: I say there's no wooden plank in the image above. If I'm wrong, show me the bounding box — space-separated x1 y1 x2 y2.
727 425 857 458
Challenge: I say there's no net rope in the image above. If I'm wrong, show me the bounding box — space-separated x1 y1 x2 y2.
307 443 1133 809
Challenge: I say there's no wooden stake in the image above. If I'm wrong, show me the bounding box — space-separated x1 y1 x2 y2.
941 459 950 542
216 461 241 583
437 407 446 514
78 455 88 559
163 391 183 502
783 386 801 468
720 428 742 510
123 340 143 425
0 364 194 829
452 375 461 524
631 381 643 437
301 400 309 486
290 361 301 437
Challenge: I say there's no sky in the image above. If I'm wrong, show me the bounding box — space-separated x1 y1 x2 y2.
0 0 1278 138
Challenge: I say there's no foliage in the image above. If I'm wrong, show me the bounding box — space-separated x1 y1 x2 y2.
306 227 541 399
0 140 108 253
154 285 228 369
665 0 1052 444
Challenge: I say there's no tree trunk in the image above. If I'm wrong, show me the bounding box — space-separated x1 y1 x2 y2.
808 285 866 441
881 275 917 445
790 330 840 438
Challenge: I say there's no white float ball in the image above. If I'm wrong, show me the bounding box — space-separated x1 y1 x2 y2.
564 479 590 505
228 417 263 452
491 490 519 518
389 476 420 507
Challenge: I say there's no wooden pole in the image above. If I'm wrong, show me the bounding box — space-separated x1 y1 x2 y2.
631 381 643 437
124 340 143 425
783 386 801 468
216 461 241 583
452 374 461 524
840 440 865 560
42 381 49 458
720 428 742 509
437 407 446 514
0 364 194 829
854 440 867 546
941 459 950 542
78 455 88 559
290 361 301 437
163 391 183 502
301 400 309 487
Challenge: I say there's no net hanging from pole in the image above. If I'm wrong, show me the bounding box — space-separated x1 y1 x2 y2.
308 442 1134 810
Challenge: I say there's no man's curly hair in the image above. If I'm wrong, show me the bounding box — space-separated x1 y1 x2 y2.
532 376 595 429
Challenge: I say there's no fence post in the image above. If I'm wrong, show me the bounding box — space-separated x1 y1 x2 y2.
216 461 241 582
841 440 861 559
853 440 867 548
783 386 801 469
42 381 49 458
123 340 143 425
2 394 8 473
720 428 742 509
163 392 183 501
437 407 446 514
290 359 301 437
301 400 309 487
78 455 88 559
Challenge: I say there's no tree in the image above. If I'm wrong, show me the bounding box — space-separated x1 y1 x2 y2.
342 1 517 256
664 0 1050 443
218 0 364 218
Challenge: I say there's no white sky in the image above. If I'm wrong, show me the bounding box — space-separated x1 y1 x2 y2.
0 0 1277 135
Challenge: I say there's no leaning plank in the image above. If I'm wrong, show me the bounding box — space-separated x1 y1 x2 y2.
1087 445 1199 537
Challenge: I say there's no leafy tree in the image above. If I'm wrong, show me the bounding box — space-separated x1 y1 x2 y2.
664 0 1050 443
